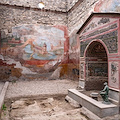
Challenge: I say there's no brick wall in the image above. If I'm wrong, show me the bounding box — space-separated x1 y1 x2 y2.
66 0 79 11
0 4 67 39
0 0 67 12
68 0 98 35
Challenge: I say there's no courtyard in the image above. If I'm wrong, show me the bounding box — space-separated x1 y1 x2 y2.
0 0 120 119
0 79 120 120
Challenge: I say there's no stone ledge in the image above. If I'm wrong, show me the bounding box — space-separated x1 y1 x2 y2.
0 82 9 114
68 89 119 118
109 98 119 105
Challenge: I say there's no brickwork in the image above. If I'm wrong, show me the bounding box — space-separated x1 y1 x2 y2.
67 0 98 80
68 0 98 35
0 0 100 36
66 0 79 11
0 5 67 39
0 0 67 12
0 1 68 80
1 0 120 81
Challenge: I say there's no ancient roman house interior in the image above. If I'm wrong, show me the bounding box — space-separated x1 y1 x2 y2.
0 0 120 119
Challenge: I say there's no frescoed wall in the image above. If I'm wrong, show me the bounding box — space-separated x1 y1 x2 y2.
1 25 66 61
94 0 120 12
1 0 120 81
0 25 69 80
68 32 80 80
78 13 120 90
1 25 68 65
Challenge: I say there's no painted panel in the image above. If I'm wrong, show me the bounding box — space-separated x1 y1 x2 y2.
1 25 66 62
109 61 119 89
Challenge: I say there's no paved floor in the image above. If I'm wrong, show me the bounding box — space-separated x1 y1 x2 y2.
5 79 78 99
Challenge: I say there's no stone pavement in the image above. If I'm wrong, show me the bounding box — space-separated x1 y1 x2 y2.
5 79 78 99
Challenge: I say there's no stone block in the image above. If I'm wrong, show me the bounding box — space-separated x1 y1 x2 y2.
0 82 9 114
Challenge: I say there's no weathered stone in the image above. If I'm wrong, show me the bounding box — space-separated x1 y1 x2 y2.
65 95 80 108
68 0 98 35
3 97 89 120
49 67 62 80
0 5 67 33
11 100 25 109
67 0 79 11
0 0 67 12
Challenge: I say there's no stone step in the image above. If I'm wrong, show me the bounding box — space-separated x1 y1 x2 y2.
0 82 9 114
68 89 119 118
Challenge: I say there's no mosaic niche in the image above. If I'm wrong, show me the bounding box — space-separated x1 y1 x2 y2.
80 23 117 40
87 63 108 77
109 61 119 89
80 30 118 57
82 18 111 34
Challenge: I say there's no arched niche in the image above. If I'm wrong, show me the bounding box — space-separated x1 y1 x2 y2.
85 41 108 90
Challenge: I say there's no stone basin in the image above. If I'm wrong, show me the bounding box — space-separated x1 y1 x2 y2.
90 92 99 97
90 92 99 100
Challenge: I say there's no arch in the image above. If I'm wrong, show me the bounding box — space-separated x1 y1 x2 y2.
84 39 108 90
84 39 109 58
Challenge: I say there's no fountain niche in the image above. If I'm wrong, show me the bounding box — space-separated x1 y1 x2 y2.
85 41 108 90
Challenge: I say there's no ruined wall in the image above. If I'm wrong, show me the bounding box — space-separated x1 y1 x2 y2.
1 0 120 81
68 0 120 34
0 2 69 81
0 0 67 12
67 0 120 80
0 24 69 81
68 0 98 35
67 0 98 80
0 5 67 36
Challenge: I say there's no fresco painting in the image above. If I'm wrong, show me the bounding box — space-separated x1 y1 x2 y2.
109 61 119 89
69 33 79 62
1 25 66 62
68 33 80 80
69 34 79 54
94 0 120 12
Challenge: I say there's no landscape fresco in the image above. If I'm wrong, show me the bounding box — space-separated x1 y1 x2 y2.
1 25 66 61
